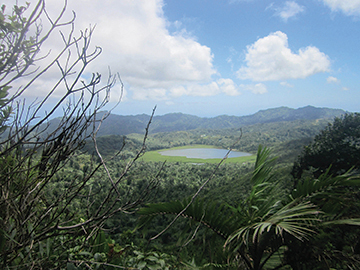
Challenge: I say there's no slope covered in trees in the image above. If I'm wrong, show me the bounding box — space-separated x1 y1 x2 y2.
99 105 345 135
44 105 345 136
84 118 333 169
292 113 360 179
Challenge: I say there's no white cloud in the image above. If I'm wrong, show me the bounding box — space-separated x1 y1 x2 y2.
327 76 339 83
321 0 360 16
342 87 349 91
169 78 240 97
217 78 241 96
5 0 222 101
74 0 216 87
280 81 294 87
273 1 305 22
187 82 221 96
237 31 331 81
241 83 268 94
167 82 221 98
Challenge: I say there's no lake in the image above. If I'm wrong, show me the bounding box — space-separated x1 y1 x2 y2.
158 148 252 159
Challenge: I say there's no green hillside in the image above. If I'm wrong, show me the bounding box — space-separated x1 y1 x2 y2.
84 118 332 168
93 105 345 136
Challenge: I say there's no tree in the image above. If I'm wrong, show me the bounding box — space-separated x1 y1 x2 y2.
0 1 158 268
292 113 360 180
139 146 360 269
0 2 33 132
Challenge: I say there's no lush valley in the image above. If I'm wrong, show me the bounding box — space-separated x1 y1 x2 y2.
67 107 360 269
84 112 335 167
4 98 360 269
2 3 360 269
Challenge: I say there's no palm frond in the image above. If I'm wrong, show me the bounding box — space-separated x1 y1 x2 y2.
246 146 284 222
322 218 360 226
292 167 360 199
227 201 320 246
263 201 320 240
251 145 277 186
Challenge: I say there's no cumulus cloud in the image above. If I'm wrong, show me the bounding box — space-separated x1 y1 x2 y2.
237 31 331 81
5 0 225 101
169 83 219 97
68 0 215 87
217 78 241 96
321 0 360 16
327 76 339 83
169 78 240 97
272 1 305 22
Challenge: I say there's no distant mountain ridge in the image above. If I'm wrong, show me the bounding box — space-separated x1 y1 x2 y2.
95 106 346 136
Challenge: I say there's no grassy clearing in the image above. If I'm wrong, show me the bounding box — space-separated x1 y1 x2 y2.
140 145 256 164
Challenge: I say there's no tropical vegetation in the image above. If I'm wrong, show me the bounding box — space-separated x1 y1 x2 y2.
139 145 360 269
292 113 360 179
1 1 360 269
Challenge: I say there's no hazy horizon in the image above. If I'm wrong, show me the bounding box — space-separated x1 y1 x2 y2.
104 104 348 118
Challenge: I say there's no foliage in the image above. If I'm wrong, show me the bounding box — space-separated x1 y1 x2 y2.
0 1 38 131
0 1 159 268
138 146 360 269
83 134 142 158
292 113 360 179
64 230 178 270
0 2 356 270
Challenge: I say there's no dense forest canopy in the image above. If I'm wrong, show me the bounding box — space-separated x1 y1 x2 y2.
292 113 360 179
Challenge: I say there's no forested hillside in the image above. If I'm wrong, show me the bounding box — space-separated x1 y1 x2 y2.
84 118 333 167
81 106 345 169
51 105 345 136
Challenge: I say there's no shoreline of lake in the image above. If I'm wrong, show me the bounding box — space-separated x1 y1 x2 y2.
159 148 251 159
139 145 256 164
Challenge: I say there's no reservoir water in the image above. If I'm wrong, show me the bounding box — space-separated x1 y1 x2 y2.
158 148 251 159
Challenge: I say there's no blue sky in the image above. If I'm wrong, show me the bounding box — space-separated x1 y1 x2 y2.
9 0 360 117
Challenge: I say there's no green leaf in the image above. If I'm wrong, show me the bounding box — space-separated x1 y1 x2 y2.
323 218 360 226
137 261 146 269
67 263 78 270
148 265 161 270
146 255 158 262
78 251 93 257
